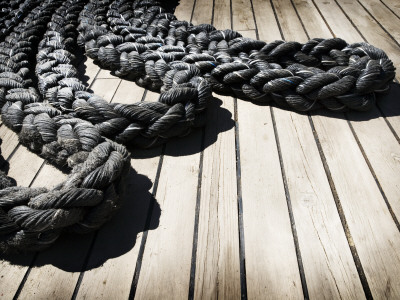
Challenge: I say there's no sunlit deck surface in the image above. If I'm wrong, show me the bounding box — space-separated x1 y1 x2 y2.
1 0 400 298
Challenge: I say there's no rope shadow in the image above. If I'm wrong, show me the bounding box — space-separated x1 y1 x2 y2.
0 165 161 272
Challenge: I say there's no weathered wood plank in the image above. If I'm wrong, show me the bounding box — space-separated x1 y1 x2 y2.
174 0 195 21
291 0 332 39
271 0 307 43
237 30 256 39
194 95 241 300
234 2 304 298
257 1 367 298
237 99 304 299
214 0 231 29
293 1 400 298
192 0 213 25
133 1 202 296
0 125 19 159
111 79 145 104
251 0 281 42
358 0 400 44
133 132 202 299
380 0 400 18
191 1 241 298
312 112 400 298
232 0 256 31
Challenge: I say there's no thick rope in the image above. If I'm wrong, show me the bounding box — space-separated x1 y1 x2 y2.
0 0 396 253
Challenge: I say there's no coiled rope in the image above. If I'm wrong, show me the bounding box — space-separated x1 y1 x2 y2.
0 0 396 253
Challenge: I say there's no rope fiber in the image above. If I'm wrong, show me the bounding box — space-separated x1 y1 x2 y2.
0 0 396 253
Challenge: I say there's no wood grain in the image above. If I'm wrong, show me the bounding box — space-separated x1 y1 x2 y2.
194 95 241 300
256 1 366 298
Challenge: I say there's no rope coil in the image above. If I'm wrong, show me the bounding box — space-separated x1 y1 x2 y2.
0 0 396 253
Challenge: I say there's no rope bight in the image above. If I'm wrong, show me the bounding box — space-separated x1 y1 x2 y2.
0 0 396 253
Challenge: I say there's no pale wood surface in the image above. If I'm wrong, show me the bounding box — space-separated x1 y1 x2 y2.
1 0 400 299
261 2 366 298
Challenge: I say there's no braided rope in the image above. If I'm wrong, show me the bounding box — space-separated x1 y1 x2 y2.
0 0 396 253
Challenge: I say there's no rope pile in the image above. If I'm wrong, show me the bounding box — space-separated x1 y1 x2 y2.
0 0 396 253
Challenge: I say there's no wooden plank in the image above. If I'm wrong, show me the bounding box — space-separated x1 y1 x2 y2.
90 78 121 102
275 109 366 299
291 1 400 297
144 90 160 102
348 109 400 220
194 95 241 300
232 0 256 31
214 0 231 29
233 3 304 298
237 99 303 299
134 132 202 299
310 0 361 43
313 112 400 298
192 0 213 25
174 0 195 21
96 69 116 79
272 0 308 43
237 30 257 39
0 125 19 159
381 0 400 18
268 1 367 298
192 1 241 298
251 0 281 42
358 0 400 44
291 0 332 39
111 79 145 104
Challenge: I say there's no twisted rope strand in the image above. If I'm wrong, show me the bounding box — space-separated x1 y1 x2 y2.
0 0 396 253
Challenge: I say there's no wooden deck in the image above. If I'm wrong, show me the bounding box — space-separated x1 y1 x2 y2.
1 0 400 298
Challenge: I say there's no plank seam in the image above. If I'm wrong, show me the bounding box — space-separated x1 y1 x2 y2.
356 0 400 49
109 79 123 103
309 0 336 37
307 115 373 299
269 0 285 40
249 0 259 40
188 1 215 296
345 117 400 232
70 233 98 300
270 107 310 300
376 105 400 143
379 0 400 19
290 0 310 40
187 127 205 300
128 145 165 300
6 143 21 162
230 5 247 298
12 253 38 300
233 98 248 300
266 4 310 298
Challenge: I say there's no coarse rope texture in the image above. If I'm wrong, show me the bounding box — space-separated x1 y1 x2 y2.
0 0 396 253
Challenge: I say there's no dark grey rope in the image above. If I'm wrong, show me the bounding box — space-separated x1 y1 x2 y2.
0 0 396 253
